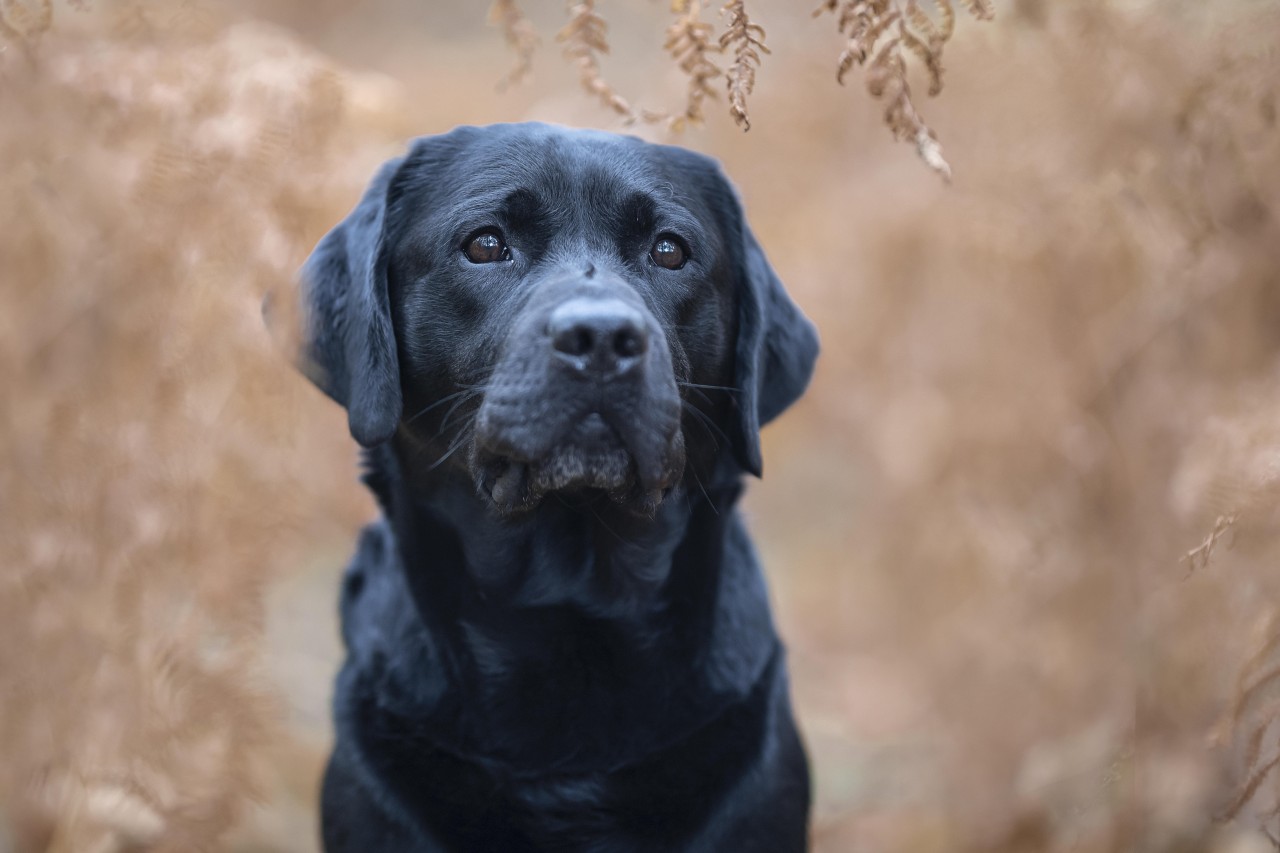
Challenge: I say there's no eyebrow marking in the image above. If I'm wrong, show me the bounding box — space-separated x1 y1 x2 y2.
501 188 543 225
619 191 658 233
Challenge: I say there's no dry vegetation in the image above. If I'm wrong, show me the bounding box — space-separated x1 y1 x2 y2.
2 0 1279 851
494 0 991 173
811 0 992 178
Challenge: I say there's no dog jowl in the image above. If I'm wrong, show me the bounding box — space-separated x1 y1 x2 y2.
285 123 819 852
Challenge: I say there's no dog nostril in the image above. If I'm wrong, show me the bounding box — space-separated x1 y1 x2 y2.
612 326 647 359
548 299 649 373
553 325 596 358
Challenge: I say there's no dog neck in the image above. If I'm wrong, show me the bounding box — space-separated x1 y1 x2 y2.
346 439 779 774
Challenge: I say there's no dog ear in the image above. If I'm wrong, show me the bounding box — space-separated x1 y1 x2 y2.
292 155 406 447
727 215 820 478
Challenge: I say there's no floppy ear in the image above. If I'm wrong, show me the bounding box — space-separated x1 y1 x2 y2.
292 156 406 447
727 218 820 477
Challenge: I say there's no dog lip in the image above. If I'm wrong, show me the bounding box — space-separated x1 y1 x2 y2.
476 411 665 512
474 410 619 462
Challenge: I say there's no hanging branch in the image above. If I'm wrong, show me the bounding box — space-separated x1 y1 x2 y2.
557 0 636 122
816 0 993 179
1213 611 1280 828
665 0 723 131
718 0 769 131
488 0 540 91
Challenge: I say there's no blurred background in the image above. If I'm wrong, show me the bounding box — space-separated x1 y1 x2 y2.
3 0 1280 850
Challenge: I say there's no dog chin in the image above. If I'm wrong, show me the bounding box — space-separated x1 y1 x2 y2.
476 416 680 516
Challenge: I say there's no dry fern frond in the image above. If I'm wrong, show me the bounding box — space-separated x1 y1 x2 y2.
817 0 992 178
1215 611 1280 826
867 30 952 179
488 0 540 91
904 1 948 93
831 4 895 83
906 0 955 44
718 0 769 131
665 0 722 131
557 0 635 122
1220 751 1280 823
901 29 943 96
1181 512 1237 576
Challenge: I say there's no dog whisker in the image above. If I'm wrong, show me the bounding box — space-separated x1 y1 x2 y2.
425 422 476 473
681 386 712 406
437 392 481 438
686 463 719 516
406 388 478 425
676 381 740 395
587 502 625 543
681 400 729 450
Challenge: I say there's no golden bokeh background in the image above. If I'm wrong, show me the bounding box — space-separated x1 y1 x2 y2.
3 1 1280 850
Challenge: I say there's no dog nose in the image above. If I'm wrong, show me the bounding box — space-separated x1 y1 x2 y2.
549 298 649 377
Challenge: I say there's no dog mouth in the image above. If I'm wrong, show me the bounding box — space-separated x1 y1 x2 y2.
475 413 680 515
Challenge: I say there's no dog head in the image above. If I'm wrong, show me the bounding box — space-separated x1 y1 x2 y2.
288 123 817 516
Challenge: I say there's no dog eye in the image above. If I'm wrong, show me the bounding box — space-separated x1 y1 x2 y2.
464 230 510 264
650 234 687 270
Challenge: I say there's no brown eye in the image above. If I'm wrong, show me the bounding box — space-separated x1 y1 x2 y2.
650 235 687 270
464 231 509 264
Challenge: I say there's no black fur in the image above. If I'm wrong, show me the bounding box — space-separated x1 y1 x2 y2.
293 123 819 852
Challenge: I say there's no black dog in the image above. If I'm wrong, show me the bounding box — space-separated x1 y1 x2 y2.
291 123 819 851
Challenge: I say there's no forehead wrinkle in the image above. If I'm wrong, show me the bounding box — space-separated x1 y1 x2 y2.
443 185 512 221
475 131 662 214
437 135 568 203
427 134 715 252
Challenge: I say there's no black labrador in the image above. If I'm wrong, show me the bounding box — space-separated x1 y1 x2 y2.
289 123 819 852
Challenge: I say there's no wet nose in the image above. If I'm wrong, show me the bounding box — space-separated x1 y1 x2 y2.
548 297 649 377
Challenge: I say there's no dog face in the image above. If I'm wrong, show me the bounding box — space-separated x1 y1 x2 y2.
292 123 817 516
